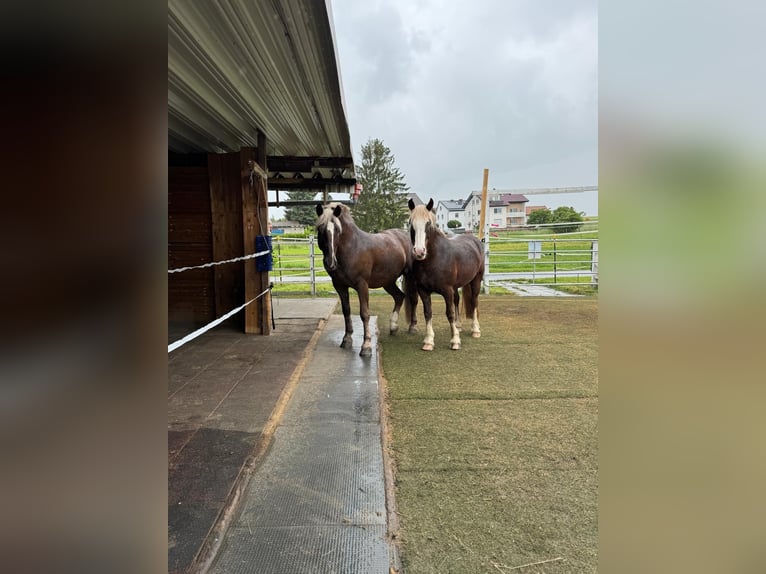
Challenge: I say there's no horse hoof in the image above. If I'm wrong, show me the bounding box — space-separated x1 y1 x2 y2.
408 326 419 334
471 332 481 338
359 346 373 357
450 343 461 350
421 343 433 352
389 328 398 336
340 338 353 349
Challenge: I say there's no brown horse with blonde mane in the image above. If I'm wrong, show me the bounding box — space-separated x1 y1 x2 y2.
315 203 418 356
408 198 484 351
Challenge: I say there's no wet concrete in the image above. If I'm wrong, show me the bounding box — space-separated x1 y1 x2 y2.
167 298 338 574
208 314 397 574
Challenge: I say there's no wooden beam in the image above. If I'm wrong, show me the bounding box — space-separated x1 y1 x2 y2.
255 133 271 336
240 138 271 336
266 155 354 172
267 177 356 190
241 148 262 334
267 199 355 207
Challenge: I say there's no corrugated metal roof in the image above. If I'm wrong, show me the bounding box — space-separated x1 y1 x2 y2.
439 200 465 211
168 0 352 160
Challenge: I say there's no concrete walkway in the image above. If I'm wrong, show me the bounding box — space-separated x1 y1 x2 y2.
169 298 340 574
495 281 581 297
208 313 396 573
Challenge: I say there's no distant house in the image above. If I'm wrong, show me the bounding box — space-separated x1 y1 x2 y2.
463 191 529 230
435 200 466 231
499 193 529 227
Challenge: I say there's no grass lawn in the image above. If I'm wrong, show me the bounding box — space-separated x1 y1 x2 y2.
365 294 598 573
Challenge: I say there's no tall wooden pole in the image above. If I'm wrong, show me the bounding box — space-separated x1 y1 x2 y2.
241 135 271 335
241 147 261 334
478 169 491 294
478 168 489 240
256 131 271 335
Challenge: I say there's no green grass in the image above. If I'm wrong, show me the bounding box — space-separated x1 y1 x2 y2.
364 295 598 573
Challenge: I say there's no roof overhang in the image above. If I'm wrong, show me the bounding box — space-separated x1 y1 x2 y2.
168 0 355 193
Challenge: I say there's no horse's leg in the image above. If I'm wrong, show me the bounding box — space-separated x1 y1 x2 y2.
336 283 354 349
420 289 434 351
404 273 419 333
358 282 373 357
469 276 481 338
443 287 461 350
453 288 462 332
382 282 405 335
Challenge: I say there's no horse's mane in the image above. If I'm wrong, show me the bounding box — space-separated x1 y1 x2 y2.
316 202 352 234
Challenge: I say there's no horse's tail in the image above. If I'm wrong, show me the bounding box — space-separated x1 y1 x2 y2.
402 272 417 325
463 268 483 320
463 237 485 320
463 282 475 320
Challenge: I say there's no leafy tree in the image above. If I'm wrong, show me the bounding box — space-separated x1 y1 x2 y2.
447 219 462 228
527 207 552 225
284 190 331 227
351 138 409 232
551 206 585 233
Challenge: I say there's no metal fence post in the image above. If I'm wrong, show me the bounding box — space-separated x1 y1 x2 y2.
591 240 598 286
309 234 316 296
483 232 491 294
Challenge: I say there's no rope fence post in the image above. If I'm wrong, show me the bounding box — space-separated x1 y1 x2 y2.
309 234 316 296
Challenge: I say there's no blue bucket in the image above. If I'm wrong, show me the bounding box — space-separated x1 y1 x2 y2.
255 235 273 272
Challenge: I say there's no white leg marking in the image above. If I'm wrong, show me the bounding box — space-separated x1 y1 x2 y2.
422 319 435 351
471 309 481 338
450 322 461 349
390 310 399 333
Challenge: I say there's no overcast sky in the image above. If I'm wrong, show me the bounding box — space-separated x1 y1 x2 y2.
329 0 598 215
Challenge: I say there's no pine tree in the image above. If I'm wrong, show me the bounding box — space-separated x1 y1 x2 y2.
283 190 325 227
351 138 409 232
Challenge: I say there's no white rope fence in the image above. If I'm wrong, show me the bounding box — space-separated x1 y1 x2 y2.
168 249 271 274
168 246 274 352
168 286 271 353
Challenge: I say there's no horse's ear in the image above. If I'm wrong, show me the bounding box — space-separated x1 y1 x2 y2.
426 198 434 211
316 203 323 216
408 198 415 211
333 204 342 217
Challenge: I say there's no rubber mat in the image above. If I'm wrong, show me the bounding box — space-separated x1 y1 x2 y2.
208 315 396 573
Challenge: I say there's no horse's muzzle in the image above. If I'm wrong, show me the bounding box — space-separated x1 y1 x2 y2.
413 247 427 260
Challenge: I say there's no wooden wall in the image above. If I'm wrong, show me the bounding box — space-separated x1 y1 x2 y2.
208 153 245 323
168 149 270 334
168 164 215 324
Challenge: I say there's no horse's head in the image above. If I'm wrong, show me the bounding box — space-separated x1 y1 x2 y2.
315 203 345 271
408 197 435 260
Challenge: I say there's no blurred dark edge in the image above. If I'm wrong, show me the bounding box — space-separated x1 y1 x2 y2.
0 2 166 573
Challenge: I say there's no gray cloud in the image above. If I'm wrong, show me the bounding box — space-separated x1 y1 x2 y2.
331 0 598 212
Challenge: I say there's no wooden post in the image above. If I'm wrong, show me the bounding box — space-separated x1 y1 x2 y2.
478 168 489 240
241 145 271 335
478 169 491 293
256 132 271 335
